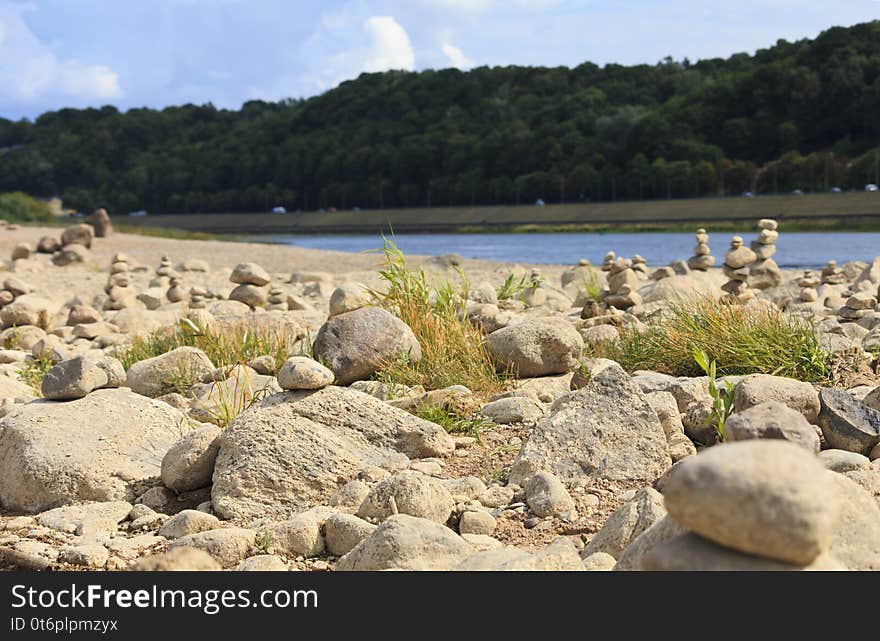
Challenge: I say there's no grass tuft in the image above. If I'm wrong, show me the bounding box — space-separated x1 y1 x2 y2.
17 357 54 394
591 295 832 382
412 402 493 440
369 239 505 396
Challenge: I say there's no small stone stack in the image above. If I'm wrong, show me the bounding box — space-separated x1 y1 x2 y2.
821 260 846 285
189 287 208 309
229 262 270 308
601 251 616 272
166 276 186 303
838 291 877 321
603 258 641 309
797 270 820 303
631 255 648 278
104 253 134 311
687 228 715 271
720 236 757 304
267 286 288 311
749 219 782 290
150 254 177 288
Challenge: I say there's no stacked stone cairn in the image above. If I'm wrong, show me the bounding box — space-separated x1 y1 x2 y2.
821 260 846 285
720 236 757 304
797 270 820 303
229 262 271 308
631 254 648 278
189 287 208 309
103 253 134 311
267 286 288 311
601 251 615 272
150 254 177 288
686 228 715 271
838 291 877 321
166 276 186 303
603 258 642 310
748 218 782 290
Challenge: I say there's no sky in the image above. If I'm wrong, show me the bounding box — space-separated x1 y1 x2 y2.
0 0 878 120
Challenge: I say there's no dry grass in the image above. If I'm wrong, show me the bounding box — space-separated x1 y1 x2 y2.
592 295 832 382
370 239 505 396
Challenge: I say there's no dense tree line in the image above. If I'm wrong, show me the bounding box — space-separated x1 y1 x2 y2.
1 21 879 215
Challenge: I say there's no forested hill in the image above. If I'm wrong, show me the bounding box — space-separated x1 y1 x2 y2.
1 20 879 215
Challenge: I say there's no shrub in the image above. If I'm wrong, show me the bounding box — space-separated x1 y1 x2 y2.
592 295 831 382
370 239 505 396
0 192 52 223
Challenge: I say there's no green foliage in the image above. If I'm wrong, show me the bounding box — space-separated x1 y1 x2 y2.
412 403 492 440
496 272 528 300
370 239 505 395
0 192 52 223
118 316 297 373
693 348 735 442
254 530 273 554
17 357 54 394
592 296 831 382
2 21 879 212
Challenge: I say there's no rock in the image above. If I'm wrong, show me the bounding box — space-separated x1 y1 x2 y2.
509 364 671 486
132 547 221 571
230 263 270 286
36 236 59 253
180 259 210 272
330 480 372 509
818 449 871 473
211 386 452 520
66 304 103 326
229 284 268 308
582 487 665 560
453 547 532 570
161 425 221 493
492 537 584 571
582 551 617 571
441 477 487 502
459 510 496 535
641 533 843 571
60 544 109 568
478 484 514 508
525 472 576 519
481 396 545 424
724 401 821 452
733 374 820 423
0 389 189 512
324 513 377 556
235 555 287 571
818 388 880 455
52 244 91 266
40 354 125 400
356 472 454 523
0 373 36 402
85 208 113 237
11 243 31 260
36 501 132 535
312 307 422 385
158 510 221 539
248 355 277 376
486 319 583 377
2 276 30 296
270 512 325 557
168 527 256 567
662 441 838 564
1 295 51 329
613 514 689 571
335 514 473 571
61 224 93 248
276 356 335 390
125 347 215 397
329 282 372 316
826 472 880 570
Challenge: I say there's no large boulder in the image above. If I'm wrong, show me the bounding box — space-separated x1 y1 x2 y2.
335 514 474 571
312 307 422 385
211 386 454 520
509 364 671 486
662 441 837 565
125 347 215 397
0 389 189 512
486 319 583 377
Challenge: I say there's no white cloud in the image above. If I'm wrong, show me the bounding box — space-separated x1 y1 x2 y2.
362 16 415 72
441 42 474 69
0 4 122 105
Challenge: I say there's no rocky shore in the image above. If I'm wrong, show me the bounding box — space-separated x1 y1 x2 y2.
0 218 878 572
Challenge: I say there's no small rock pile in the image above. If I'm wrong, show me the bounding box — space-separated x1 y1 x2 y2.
631 255 648 278
838 291 877 321
797 270 820 303
229 262 270 308
720 236 757 304
749 219 782 290
150 254 177 288
267 286 288 311
601 251 615 272
687 228 715 271
104 253 134 311
821 260 846 285
603 258 640 310
166 276 186 303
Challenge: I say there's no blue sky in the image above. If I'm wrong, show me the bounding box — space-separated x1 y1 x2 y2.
0 0 878 119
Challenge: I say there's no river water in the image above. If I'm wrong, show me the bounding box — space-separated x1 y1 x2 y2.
242 231 880 269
